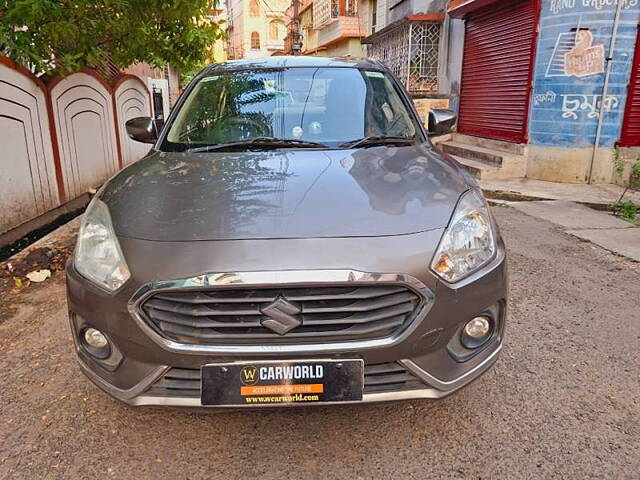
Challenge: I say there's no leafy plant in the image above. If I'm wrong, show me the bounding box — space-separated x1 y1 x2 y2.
611 200 640 223
0 0 224 75
613 146 625 175
179 25 227 88
631 159 640 190
180 63 207 89
616 155 640 205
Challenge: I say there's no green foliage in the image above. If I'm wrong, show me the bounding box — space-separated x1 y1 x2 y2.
612 148 640 190
631 159 640 190
0 0 224 75
179 64 206 88
611 200 640 223
179 24 226 88
612 147 625 175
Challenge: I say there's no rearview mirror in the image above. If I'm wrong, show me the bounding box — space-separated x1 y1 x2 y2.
125 117 158 144
428 109 457 136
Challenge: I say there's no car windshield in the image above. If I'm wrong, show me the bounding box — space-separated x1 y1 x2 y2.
163 67 418 151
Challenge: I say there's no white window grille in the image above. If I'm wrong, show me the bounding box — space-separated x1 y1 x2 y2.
313 0 357 28
410 22 440 92
313 0 333 29
368 21 441 94
345 0 357 17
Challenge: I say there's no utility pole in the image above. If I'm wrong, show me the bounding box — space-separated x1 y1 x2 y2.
290 0 302 54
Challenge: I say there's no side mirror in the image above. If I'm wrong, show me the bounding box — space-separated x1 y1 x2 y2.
428 109 457 136
125 117 158 144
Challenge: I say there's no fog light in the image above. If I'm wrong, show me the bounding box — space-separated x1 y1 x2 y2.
461 316 493 349
80 327 111 360
465 317 490 338
84 328 108 348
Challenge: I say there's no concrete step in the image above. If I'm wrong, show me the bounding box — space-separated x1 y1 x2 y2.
451 132 528 156
451 156 499 179
429 133 452 146
441 141 507 167
451 154 527 181
439 138 528 181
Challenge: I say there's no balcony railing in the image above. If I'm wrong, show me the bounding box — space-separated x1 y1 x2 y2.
265 39 286 50
317 15 362 47
314 0 358 29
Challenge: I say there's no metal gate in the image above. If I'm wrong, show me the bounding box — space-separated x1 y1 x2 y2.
620 26 640 147
457 0 539 143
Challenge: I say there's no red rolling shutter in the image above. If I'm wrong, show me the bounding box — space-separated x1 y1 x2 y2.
457 0 538 143
620 27 640 147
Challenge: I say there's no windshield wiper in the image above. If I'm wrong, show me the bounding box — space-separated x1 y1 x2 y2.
339 136 416 149
187 137 328 152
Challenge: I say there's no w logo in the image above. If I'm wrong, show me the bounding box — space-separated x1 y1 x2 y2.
240 366 259 385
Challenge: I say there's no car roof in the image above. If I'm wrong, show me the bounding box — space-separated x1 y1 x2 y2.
205 56 386 72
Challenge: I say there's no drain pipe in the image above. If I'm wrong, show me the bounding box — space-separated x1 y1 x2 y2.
588 1 624 184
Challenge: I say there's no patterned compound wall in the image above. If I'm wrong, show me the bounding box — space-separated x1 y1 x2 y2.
114 77 153 166
0 58 152 237
50 72 121 200
0 58 59 236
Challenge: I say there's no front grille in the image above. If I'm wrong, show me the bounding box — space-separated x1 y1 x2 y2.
362 362 425 394
146 367 200 398
144 362 426 398
140 284 422 345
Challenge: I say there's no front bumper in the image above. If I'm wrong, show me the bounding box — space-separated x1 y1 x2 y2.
76 346 503 407
66 231 508 408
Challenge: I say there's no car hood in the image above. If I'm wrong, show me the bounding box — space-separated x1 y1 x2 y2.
100 145 469 241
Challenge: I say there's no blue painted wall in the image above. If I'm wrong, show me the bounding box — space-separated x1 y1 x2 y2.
529 0 640 148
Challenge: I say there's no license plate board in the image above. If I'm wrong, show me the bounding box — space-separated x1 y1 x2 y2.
201 359 364 406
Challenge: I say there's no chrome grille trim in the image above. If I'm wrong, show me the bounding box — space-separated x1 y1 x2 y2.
127 270 434 355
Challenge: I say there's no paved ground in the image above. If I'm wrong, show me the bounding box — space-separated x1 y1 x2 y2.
509 200 640 261
481 177 640 205
510 200 633 230
1 207 639 479
567 228 640 262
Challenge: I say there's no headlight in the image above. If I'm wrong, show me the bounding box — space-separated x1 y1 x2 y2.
74 198 130 292
431 189 496 283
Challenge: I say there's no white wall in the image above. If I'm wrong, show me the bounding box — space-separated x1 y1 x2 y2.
0 63 59 233
50 72 120 200
146 77 170 123
387 0 448 25
439 17 465 109
114 78 152 165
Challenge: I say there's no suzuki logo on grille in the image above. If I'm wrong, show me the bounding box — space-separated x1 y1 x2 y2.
260 297 302 335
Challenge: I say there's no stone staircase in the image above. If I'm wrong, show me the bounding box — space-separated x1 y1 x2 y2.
437 133 528 181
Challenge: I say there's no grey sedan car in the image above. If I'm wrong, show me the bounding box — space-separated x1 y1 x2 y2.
66 56 507 408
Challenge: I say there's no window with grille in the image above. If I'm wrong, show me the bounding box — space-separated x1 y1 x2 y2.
411 22 440 92
269 20 283 41
313 0 332 28
345 0 357 16
368 21 441 94
251 31 261 49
